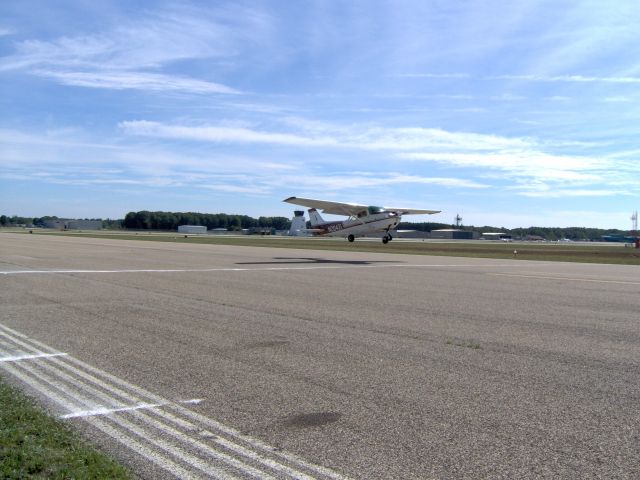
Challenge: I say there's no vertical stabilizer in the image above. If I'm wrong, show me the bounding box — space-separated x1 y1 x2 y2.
288 210 307 236
308 208 326 226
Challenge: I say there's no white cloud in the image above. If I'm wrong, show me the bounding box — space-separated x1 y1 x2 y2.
114 118 640 198
119 120 531 153
491 74 640 83
392 72 640 84
34 70 240 94
271 173 488 191
119 120 338 147
393 73 471 79
517 188 630 198
0 4 271 94
602 96 633 103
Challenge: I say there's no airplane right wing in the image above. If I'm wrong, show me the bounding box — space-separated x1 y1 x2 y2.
384 207 441 215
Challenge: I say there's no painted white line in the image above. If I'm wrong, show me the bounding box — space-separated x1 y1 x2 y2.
61 399 204 419
6 358 242 480
0 329 273 479
0 361 203 479
1 263 524 276
0 323 349 479
0 352 67 362
487 272 640 285
61 402 164 419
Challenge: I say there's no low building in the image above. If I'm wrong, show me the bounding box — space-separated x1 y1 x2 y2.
481 232 512 241
42 219 67 229
66 220 102 230
177 225 207 234
42 219 102 230
431 229 479 240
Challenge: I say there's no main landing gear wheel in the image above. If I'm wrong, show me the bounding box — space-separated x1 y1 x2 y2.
347 234 355 242
382 235 389 244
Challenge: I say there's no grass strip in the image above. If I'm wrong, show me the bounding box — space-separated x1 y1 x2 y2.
0 377 131 479
22 230 640 265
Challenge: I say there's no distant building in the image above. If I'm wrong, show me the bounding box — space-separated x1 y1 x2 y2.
248 227 274 235
431 229 479 240
177 225 207 234
42 219 67 229
481 232 512 241
67 220 102 230
42 219 102 230
602 234 635 243
525 235 545 241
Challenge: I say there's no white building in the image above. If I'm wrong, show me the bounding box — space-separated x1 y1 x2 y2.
177 225 207 234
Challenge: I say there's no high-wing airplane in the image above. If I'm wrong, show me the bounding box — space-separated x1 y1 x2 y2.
283 196 440 243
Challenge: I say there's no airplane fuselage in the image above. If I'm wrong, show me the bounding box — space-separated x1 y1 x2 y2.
312 212 400 238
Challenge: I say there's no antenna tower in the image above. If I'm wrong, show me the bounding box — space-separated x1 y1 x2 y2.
455 214 462 228
633 211 639 249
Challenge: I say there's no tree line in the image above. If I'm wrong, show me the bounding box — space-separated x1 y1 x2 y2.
122 211 290 231
2 212 633 240
0 215 122 229
399 222 632 241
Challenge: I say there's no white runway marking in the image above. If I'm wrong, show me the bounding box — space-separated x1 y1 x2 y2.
62 399 206 419
0 352 67 362
61 402 165 419
1 263 524 276
0 322 351 480
487 272 640 285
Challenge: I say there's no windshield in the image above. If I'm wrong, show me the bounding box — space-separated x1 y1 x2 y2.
367 206 384 215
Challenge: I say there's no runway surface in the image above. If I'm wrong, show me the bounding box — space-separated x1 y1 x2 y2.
1 233 639 479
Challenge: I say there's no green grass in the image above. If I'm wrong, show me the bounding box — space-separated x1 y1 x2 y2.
0 378 131 480
20 230 640 265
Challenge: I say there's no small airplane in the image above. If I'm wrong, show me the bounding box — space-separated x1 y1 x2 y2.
283 196 440 244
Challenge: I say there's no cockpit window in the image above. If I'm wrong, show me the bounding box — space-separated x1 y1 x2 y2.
367 206 384 215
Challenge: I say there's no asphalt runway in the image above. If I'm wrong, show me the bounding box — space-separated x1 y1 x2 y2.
1 233 639 479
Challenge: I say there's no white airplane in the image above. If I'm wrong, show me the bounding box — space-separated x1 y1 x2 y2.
283 196 440 244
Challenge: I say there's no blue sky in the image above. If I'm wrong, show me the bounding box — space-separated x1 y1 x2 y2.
1 0 639 228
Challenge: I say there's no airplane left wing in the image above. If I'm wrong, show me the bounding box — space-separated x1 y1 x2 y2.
283 197 367 216
283 197 440 216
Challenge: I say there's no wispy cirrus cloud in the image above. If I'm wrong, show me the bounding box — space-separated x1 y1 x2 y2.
119 119 530 152
119 120 338 147
395 72 640 84
117 118 640 199
33 70 240 94
491 74 640 84
0 4 271 94
270 173 487 191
